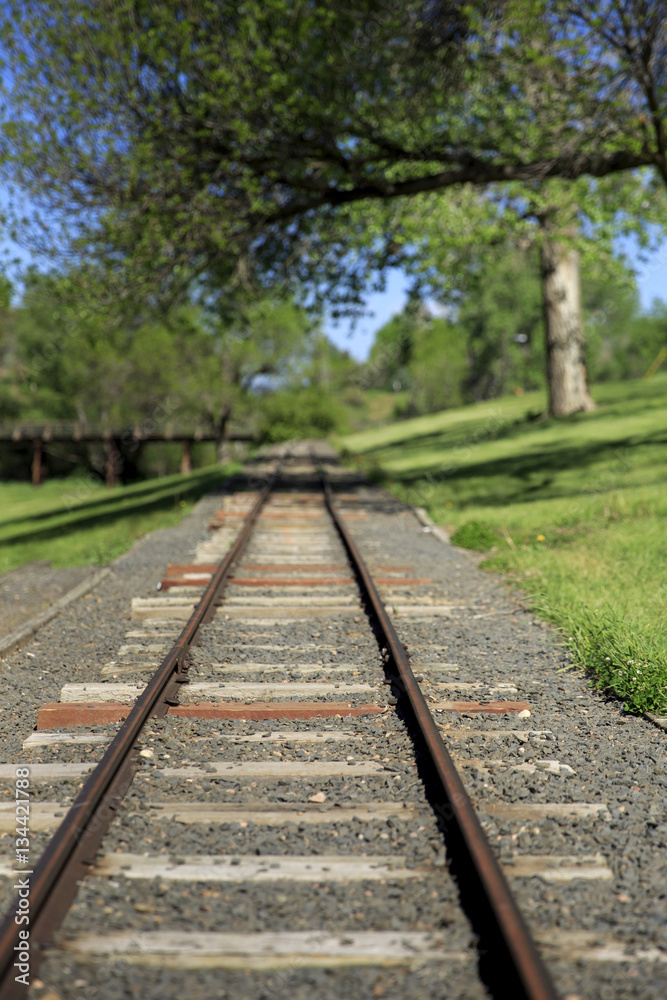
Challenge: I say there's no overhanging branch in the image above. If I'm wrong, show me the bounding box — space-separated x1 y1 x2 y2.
261 147 655 225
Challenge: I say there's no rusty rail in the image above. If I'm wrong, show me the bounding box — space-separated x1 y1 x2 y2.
0 468 278 997
0 455 558 999
320 466 558 1000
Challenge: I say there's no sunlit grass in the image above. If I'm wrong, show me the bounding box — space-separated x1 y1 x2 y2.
340 374 667 713
0 466 235 574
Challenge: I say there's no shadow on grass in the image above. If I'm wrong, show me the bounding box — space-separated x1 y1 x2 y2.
0 471 225 547
385 433 666 508
357 417 514 459
357 386 667 462
0 469 224 532
355 407 583 461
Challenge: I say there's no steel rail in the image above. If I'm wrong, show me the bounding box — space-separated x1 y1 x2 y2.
320 467 558 1000
0 467 279 997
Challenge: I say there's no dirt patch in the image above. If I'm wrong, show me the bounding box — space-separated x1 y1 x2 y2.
0 560 100 639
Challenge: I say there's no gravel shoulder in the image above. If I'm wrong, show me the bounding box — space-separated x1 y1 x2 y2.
0 463 665 1000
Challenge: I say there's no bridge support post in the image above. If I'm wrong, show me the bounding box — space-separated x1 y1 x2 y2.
180 440 192 475
32 438 43 486
105 438 122 488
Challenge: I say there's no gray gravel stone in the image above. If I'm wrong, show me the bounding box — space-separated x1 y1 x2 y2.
0 460 664 1000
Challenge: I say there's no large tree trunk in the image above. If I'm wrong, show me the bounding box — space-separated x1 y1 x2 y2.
540 235 595 417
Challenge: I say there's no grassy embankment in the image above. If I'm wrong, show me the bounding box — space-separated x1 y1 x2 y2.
340 388 412 432
339 375 667 715
0 466 235 575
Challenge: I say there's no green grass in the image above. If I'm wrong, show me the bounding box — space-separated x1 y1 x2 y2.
340 375 667 714
336 388 413 433
0 466 236 574
450 520 498 552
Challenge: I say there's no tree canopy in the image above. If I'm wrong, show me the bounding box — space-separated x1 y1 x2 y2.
5 270 316 440
2 1 666 303
2 1 667 431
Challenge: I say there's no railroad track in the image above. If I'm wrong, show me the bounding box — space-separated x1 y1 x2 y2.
0 444 665 999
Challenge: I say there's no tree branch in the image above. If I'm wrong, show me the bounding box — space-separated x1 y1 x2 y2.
260 148 655 225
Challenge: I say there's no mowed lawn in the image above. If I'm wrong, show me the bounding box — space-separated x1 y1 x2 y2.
340 375 667 714
0 466 234 575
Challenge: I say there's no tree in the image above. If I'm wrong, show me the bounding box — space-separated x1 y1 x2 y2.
364 301 470 412
197 297 316 456
497 171 666 413
365 250 543 414
408 316 469 413
584 276 667 381
2 2 663 283
303 332 361 397
368 209 663 414
0 274 21 421
365 301 425 391
12 269 315 469
3 1 667 417
455 247 545 402
371 166 666 413
560 1 667 191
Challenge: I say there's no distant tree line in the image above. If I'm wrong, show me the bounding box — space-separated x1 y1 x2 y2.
0 271 358 479
1 243 664 481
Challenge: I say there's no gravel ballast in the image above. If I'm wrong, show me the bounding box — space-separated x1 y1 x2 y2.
0 455 664 1000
